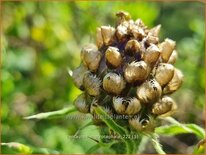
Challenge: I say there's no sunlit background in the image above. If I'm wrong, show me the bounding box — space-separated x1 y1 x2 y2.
1 1 205 154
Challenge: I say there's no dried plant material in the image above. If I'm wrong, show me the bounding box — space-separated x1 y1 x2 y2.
163 68 183 94
168 50 178 64
152 96 177 117
74 93 90 113
103 72 126 95
105 46 122 68
136 79 162 104
71 64 88 89
153 63 175 87
125 39 141 56
159 38 176 62
83 72 101 96
143 44 160 65
149 24 161 37
72 11 183 133
96 27 104 48
81 44 102 71
101 26 115 45
113 97 141 115
124 61 148 83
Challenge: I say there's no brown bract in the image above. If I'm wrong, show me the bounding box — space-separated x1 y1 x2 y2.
159 38 176 62
153 63 175 87
113 97 141 115
152 96 177 117
103 72 126 95
163 68 183 94
124 61 148 83
81 44 102 72
125 39 141 56
105 46 122 68
143 44 160 65
74 93 90 113
136 79 162 104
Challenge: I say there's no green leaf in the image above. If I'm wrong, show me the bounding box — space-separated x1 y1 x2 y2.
86 144 101 154
73 121 94 137
155 124 192 136
24 106 76 120
157 117 205 139
185 124 205 139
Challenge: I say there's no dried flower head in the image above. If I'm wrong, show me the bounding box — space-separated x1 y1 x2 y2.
72 11 183 133
129 115 156 133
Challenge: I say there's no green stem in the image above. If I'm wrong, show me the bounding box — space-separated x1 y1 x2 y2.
136 135 149 153
125 140 135 154
94 106 134 154
151 134 166 154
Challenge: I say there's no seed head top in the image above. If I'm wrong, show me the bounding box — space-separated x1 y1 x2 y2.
72 11 183 133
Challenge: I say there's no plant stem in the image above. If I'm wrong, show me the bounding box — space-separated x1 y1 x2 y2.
125 141 134 154
94 105 135 154
151 134 166 154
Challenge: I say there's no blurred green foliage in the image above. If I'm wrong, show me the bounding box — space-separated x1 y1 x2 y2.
1 1 205 154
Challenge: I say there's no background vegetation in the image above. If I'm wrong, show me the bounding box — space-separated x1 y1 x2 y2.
1 1 205 154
